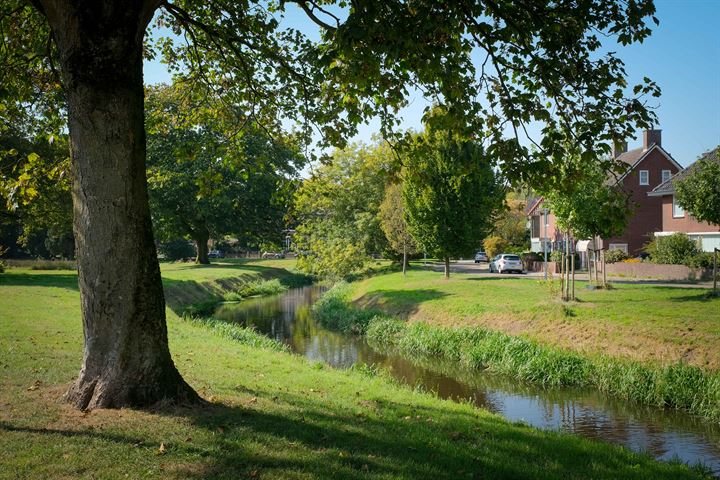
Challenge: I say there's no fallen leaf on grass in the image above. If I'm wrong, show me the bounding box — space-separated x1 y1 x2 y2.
157 442 166 455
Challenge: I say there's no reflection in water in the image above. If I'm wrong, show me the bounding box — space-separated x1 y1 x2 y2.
214 286 720 473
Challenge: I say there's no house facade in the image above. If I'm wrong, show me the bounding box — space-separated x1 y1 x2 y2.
527 129 682 255
648 147 720 252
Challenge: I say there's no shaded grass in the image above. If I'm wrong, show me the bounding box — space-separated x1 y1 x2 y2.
314 283 720 422
0 269 712 479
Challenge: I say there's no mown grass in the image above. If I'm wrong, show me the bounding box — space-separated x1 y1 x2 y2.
351 270 720 369
0 269 712 479
315 282 720 423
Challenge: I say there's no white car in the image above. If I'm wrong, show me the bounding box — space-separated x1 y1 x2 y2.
489 254 524 274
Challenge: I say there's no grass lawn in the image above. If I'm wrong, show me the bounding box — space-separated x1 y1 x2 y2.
0 267 710 479
351 270 720 370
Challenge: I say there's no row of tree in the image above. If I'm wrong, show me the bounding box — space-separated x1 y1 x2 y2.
293 118 505 279
1 83 303 264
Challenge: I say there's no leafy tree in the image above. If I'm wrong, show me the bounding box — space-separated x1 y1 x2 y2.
1 131 73 259
403 129 504 278
483 236 508 259
542 158 633 295
491 191 530 251
293 142 396 278
379 183 417 275
674 148 720 226
2 0 662 409
145 84 303 265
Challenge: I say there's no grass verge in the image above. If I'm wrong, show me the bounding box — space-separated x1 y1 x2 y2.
0 269 713 478
316 282 720 423
351 270 720 369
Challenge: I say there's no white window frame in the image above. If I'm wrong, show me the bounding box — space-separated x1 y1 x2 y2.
608 243 628 253
661 170 671 183
672 195 685 218
639 170 649 186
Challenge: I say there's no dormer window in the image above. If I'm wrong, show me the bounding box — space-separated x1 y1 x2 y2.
639 170 649 186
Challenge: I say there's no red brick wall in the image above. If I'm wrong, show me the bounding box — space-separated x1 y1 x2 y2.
661 195 720 233
604 148 680 254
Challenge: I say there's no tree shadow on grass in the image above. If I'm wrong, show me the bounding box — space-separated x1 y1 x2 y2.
667 291 720 303
0 386 704 479
354 289 449 317
0 272 79 291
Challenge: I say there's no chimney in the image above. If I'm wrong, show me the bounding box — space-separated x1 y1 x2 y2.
643 129 661 151
612 140 627 158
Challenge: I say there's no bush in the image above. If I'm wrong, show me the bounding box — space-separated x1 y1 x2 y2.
604 249 629 264
685 252 714 269
223 279 288 301
645 233 699 265
159 238 195 261
483 236 508 259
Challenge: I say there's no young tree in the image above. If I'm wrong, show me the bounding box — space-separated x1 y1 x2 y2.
543 161 633 296
379 183 417 275
145 85 303 264
2 0 661 409
674 147 720 227
403 129 504 278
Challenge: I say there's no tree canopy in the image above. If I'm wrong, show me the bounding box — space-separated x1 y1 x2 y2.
145 84 303 264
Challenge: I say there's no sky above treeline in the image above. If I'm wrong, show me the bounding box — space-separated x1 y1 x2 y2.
144 0 720 168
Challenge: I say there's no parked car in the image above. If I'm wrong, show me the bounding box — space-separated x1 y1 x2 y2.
474 251 488 263
208 249 224 258
489 254 524 274
261 251 285 259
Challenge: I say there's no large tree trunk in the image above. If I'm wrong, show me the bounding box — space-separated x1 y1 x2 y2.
195 231 210 265
42 0 199 409
444 256 450 279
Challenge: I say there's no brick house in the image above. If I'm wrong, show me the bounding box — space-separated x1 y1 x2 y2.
527 129 682 255
647 147 720 252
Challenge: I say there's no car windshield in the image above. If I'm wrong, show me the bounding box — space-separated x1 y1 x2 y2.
503 255 521 261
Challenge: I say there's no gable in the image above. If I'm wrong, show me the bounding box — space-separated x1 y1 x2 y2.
616 145 682 183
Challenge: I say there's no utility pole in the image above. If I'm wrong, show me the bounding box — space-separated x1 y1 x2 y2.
543 208 549 280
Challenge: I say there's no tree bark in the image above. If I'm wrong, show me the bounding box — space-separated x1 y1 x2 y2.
42 0 199 409
444 256 450 279
195 231 210 265
402 243 407 276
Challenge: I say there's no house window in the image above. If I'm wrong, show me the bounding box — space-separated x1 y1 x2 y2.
608 243 628 253
672 196 685 218
662 170 671 183
639 170 649 186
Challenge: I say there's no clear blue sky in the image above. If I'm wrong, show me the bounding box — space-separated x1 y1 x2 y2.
144 0 720 167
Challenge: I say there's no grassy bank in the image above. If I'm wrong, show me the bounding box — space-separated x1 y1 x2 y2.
315 281 720 423
351 270 720 369
0 269 712 478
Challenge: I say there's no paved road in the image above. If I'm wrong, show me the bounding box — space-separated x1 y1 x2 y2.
418 260 715 289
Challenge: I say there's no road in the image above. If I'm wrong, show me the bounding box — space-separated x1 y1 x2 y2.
418 260 714 289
